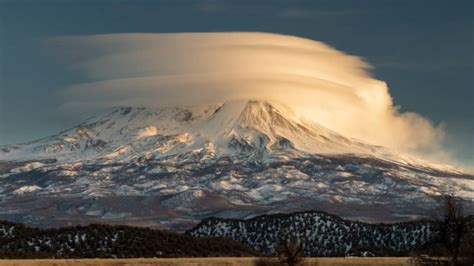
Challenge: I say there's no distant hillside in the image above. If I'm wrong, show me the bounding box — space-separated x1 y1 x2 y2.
187 211 438 256
0 220 258 258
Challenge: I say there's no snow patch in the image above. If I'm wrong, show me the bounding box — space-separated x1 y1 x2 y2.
13 185 41 194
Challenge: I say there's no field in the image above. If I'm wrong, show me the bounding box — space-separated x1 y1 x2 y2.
0 257 411 266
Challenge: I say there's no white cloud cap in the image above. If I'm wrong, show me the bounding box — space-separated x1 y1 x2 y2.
52 32 447 162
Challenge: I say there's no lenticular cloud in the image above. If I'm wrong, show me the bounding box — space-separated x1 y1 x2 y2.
52 32 446 159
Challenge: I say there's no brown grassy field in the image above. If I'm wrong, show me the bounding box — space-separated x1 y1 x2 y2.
0 257 411 266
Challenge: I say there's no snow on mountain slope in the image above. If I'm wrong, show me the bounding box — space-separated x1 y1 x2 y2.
0 101 364 163
0 104 218 163
0 100 472 229
0 100 441 165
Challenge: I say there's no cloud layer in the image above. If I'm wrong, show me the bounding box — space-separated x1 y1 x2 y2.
52 32 446 160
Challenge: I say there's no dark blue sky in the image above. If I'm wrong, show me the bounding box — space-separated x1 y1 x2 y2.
0 0 472 166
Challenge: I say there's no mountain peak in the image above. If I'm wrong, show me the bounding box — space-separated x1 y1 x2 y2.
0 100 463 174
1 100 472 230
0 99 383 162
236 100 301 129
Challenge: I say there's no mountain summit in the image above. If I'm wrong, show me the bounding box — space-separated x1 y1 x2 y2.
0 101 473 229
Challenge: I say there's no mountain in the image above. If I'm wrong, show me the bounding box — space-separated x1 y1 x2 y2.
0 100 397 162
0 100 473 230
187 211 439 256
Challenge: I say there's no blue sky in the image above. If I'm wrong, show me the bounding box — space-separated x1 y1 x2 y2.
0 0 472 166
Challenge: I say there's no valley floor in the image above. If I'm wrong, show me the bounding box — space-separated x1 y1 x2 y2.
0 257 411 266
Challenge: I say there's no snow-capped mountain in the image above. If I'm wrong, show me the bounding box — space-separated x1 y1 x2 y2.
0 100 473 229
0 100 394 162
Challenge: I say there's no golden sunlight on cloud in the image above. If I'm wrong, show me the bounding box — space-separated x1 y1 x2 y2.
52 32 446 160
